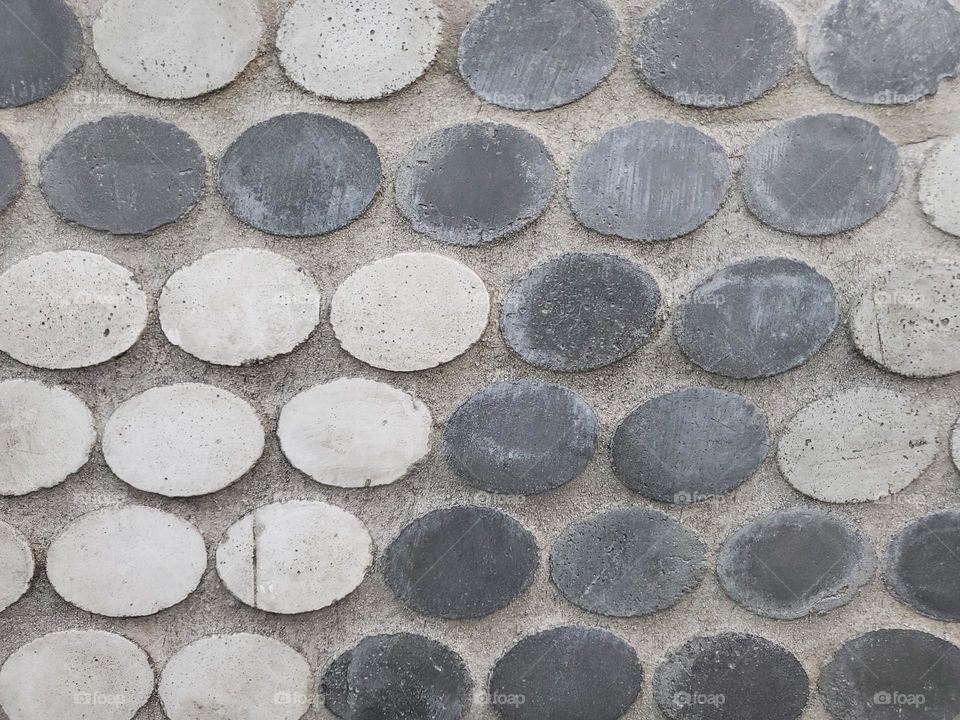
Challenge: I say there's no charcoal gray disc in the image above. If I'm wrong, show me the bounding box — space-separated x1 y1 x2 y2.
0 133 21 213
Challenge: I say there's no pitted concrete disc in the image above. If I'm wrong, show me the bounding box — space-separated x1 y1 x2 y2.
219 113 381 236
278 378 432 488
634 0 797 108
808 0 960 105
612 387 769 503
278 0 441 101
674 257 838 379
741 114 901 235
569 120 730 241
0 133 22 212
0 520 33 612
159 248 321 366
40 115 205 235
443 380 598 495
500 253 661 371
458 0 619 111
919 135 960 237
778 388 937 503
953 418 960 472
395 123 556 246
93 0 263 99
0 251 148 369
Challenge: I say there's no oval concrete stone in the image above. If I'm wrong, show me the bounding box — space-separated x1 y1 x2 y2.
220 113 381 236
0 520 33 612
216 500 372 614
673 257 838 379
46 505 206 617
953 418 960 472
919 135 960 237
331 253 490 372
159 248 321 366
383 506 538 619
395 123 556 246
501 253 661 372
458 0 619 111
718 508 876 620
0 251 148 369
778 388 937 504
612 387 769 503
278 378 432 488
0 133 22 213
741 114 901 235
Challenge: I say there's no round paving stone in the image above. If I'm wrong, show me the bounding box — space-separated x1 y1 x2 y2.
331 253 490 372
216 500 372 614
612 387 769 503
322 633 472 720
278 378 432 489
489 626 642 720
673 257 838 379
0 520 33 612
383 506 538 619
953 418 960 472
778 388 937 504
458 0 619 111
919 135 960 237
219 113 381 236
0 133 22 213
501 253 661 372
158 248 321 366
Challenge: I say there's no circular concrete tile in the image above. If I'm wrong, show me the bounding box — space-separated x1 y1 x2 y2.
216 500 372 614
395 123 555 246
551 507 706 617
0 251 148 369
93 0 262 99
159 634 313 720
0 630 153 720
568 120 730 242
718 508 876 620
674 257 838 379
458 0 619 111
219 113 381 236
953 418 960 472
0 133 22 213
278 0 441 102
654 633 808 720
919 135 960 237
383 506 538 619
778 388 937 504
634 0 797 108
0 379 95 496
322 633 472 720
612 387 769 503
489 626 642 720
0 521 33 612
741 114 901 235
443 380 597 495
501 253 661 372
103 383 265 497
278 378 432 488
331 253 490 372
159 248 321 366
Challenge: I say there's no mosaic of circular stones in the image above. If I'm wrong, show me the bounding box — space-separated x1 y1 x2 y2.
919 134 960 237
0 521 33 613
0 133 21 213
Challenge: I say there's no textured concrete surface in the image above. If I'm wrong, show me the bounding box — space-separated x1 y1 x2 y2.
0 135 20 213
0 521 33 614
919 134 960 236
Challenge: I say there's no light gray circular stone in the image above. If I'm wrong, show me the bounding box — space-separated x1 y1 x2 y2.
0 133 22 212
920 135 960 237
0 520 33 612
0 251 148 369
778 388 938 504
46 505 207 617
953 418 960 472
568 120 731 241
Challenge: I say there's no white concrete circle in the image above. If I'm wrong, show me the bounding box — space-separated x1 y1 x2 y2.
103 383 265 497
331 253 490 372
0 520 33 612
920 135 960 237
952 418 960 472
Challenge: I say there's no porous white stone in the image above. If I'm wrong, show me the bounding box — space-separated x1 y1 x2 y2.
0 520 33 612
919 135 960 237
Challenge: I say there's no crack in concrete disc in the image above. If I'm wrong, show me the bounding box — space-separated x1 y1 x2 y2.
0 133 22 213
0 520 33 613
919 135 960 237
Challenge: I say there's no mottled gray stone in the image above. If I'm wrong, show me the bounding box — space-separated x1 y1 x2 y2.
0 133 21 213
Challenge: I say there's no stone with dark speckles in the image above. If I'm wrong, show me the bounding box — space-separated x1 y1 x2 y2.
0 134 21 213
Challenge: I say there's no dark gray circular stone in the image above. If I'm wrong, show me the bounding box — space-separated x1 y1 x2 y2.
458 0 619 111
551 507 706 617
489 626 642 720
322 633 472 720
741 114 901 235
394 123 555 246
718 508 876 620
500 253 661 372
634 0 797 108
673 257 838 379
220 112 381 237
654 633 809 720
443 380 598 495
808 0 960 105
40 115 205 235
383 506 538 619
819 630 960 720
0 133 22 213
612 387 769 503
568 120 731 241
